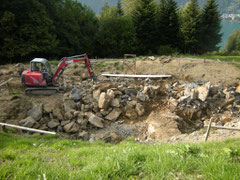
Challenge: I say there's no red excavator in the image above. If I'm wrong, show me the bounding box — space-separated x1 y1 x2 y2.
21 54 96 95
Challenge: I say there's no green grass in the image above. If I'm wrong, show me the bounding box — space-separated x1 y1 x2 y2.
184 55 240 63
1 133 240 179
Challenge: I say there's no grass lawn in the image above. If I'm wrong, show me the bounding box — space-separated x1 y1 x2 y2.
184 55 240 63
1 132 240 180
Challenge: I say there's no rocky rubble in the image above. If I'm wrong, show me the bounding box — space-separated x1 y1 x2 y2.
11 76 163 142
2 72 240 143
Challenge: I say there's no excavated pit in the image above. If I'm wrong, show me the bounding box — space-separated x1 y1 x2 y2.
1 56 240 143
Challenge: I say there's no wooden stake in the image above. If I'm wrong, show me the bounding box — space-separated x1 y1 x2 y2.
204 117 213 142
0 122 56 135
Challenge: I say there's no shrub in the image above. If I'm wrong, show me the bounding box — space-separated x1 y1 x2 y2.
157 45 178 56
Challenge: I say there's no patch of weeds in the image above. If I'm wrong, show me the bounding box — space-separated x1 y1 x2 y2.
11 89 21 95
176 145 201 159
95 61 106 68
236 65 240 69
223 147 240 163
114 62 124 71
73 64 78 69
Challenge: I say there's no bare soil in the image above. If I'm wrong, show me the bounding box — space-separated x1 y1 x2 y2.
0 56 240 143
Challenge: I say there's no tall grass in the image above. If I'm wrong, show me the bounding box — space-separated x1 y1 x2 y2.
1 133 240 179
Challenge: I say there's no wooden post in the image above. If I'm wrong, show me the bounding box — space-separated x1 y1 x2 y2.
204 117 213 142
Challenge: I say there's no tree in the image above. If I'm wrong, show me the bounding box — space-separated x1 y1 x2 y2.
122 0 140 16
54 0 97 57
225 29 240 53
200 0 222 53
180 0 202 54
95 6 136 57
0 0 58 63
117 0 124 16
156 0 180 50
132 0 157 54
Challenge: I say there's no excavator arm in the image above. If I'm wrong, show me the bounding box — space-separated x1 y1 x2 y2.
52 54 96 84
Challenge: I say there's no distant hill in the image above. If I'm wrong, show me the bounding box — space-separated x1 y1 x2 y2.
77 0 240 14
77 0 118 14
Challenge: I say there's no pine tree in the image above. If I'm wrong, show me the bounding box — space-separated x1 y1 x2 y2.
132 0 157 54
180 0 202 54
117 0 124 16
156 0 180 49
200 0 222 53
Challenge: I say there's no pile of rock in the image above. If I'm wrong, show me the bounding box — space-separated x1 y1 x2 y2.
17 77 162 141
13 74 240 142
146 80 240 141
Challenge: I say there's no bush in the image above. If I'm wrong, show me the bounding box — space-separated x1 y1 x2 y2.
157 45 178 56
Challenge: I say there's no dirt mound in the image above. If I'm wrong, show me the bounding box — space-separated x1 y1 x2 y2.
136 57 240 85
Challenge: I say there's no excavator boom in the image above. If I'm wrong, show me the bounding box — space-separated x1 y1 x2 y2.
52 54 95 84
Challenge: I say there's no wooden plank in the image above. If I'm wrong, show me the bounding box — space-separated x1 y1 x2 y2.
0 122 56 135
204 117 213 142
0 77 13 87
209 125 240 131
102 74 172 78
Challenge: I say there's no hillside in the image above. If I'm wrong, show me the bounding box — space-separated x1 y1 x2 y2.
77 0 118 14
78 0 240 14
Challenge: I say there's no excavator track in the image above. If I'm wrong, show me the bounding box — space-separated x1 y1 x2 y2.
25 87 59 96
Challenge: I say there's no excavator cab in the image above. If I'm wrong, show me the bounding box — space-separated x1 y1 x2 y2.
30 58 53 83
30 58 52 74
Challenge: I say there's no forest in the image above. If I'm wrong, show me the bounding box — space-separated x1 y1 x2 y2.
78 0 240 14
0 0 222 64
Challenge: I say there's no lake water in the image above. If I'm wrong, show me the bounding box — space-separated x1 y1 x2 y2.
219 21 240 49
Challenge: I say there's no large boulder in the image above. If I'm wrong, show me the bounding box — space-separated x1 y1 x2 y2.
47 119 60 129
146 110 182 140
125 109 138 120
98 83 111 91
98 92 113 110
70 88 82 102
89 114 104 128
135 103 145 116
78 131 90 141
53 108 64 121
111 98 120 108
93 89 101 101
236 85 240 93
137 92 149 102
43 103 55 114
124 89 138 96
27 104 43 121
19 116 36 128
63 121 79 133
105 108 122 121
197 82 211 102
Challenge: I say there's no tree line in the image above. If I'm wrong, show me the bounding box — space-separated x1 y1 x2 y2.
0 0 222 64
